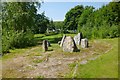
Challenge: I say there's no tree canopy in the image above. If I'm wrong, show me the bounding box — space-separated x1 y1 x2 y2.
64 2 120 38
64 5 84 30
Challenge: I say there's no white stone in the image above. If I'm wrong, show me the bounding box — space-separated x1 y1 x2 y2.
81 38 88 48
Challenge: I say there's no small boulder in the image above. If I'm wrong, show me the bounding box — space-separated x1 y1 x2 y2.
42 40 48 52
81 38 88 48
62 36 78 52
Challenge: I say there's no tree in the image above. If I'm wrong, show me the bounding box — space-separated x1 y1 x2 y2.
34 12 50 34
48 19 55 31
2 2 41 53
2 2 40 32
77 6 94 32
54 21 64 33
64 5 84 30
64 2 119 39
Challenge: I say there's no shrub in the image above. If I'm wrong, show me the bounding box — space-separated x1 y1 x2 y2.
12 31 36 48
2 29 36 54
81 27 92 39
108 25 119 38
2 29 15 53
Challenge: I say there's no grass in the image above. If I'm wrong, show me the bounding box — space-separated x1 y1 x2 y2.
36 75 44 78
34 33 77 43
33 59 44 63
66 38 118 78
2 48 29 60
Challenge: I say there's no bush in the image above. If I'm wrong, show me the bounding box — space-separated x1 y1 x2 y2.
12 31 36 48
2 29 36 54
98 26 109 39
2 29 15 53
81 27 92 39
108 25 119 38
92 27 99 39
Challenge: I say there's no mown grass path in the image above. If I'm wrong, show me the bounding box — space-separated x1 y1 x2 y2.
2 34 118 78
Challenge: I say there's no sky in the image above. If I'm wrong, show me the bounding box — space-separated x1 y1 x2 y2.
38 2 111 21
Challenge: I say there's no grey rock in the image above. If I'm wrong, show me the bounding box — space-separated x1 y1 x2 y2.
42 40 48 52
74 32 83 45
60 35 66 47
81 38 88 48
74 35 78 45
47 40 51 47
62 36 78 52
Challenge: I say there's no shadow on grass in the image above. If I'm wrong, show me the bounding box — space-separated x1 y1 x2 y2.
77 49 80 52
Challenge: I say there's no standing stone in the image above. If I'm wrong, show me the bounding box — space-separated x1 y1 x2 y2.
74 35 78 45
74 32 83 45
42 40 48 52
77 32 83 45
81 38 88 48
62 36 78 52
47 40 51 47
60 35 66 47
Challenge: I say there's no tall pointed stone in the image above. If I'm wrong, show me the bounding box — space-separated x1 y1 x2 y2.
60 35 66 47
42 40 48 52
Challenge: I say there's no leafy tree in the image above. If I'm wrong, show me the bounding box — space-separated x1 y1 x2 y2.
34 12 50 34
2 2 40 32
54 21 64 33
64 5 84 30
2 2 41 53
78 6 94 32
64 1 119 39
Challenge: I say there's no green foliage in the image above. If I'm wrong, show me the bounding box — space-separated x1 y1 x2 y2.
12 31 36 48
2 29 14 53
2 29 36 54
2 2 39 32
64 2 120 39
108 25 119 38
54 21 64 33
2 2 40 53
34 13 50 34
64 5 84 30
81 27 92 39
78 6 94 31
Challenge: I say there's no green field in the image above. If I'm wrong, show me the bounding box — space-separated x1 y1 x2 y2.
2 34 118 78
